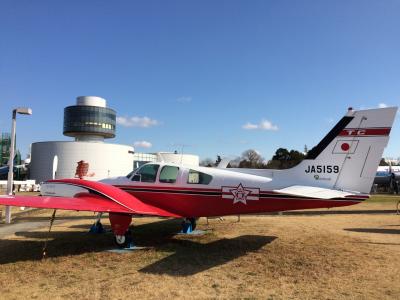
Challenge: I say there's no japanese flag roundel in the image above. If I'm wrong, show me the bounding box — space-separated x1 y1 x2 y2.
333 140 359 154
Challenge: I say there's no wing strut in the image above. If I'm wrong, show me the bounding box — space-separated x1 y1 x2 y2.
42 209 57 259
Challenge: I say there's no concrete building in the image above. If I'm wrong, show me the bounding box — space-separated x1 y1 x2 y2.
30 96 134 182
30 96 199 182
30 141 134 181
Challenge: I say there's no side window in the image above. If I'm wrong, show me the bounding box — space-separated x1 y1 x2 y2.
132 164 159 183
159 166 179 183
187 169 213 185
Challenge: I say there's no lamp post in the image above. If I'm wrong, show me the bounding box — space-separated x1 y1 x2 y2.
5 107 32 224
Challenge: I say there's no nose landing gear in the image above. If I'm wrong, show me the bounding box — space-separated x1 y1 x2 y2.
114 230 133 248
109 213 134 249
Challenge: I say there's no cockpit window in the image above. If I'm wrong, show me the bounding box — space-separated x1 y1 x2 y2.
187 169 213 185
126 170 135 178
159 166 179 183
131 164 159 183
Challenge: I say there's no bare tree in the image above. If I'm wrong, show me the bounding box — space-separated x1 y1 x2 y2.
238 149 265 168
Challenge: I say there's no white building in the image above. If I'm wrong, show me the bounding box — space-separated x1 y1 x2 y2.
30 141 134 181
29 96 199 182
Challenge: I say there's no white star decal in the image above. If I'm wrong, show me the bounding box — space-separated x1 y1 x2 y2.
222 184 260 204
229 183 252 204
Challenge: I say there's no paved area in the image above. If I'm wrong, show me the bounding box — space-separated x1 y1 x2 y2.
0 221 50 239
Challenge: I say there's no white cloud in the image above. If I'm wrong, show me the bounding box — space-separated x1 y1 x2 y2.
259 120 279 130
242 123 258 130
176 96 192 103
326 118 335 124
133 141 152 148
242 119 278 131
378 103 388 108
117 116 159 128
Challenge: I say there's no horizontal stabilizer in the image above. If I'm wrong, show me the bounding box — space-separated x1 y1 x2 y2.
274 185 362 199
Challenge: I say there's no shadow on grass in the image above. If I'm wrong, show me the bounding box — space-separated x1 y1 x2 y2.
0 219 181 264
352 241 400 246
68 218 183 246
344 228 400 234
0 218 277 272
0 233 113 264
139 235 276 276
280 210 397 216
13 215 98 222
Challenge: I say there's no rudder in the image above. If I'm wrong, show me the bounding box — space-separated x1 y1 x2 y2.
296 107 397 193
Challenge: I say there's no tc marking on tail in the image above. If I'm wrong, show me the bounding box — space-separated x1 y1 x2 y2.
339 128 391 136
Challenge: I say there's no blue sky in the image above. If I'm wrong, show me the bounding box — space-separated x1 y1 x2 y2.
0 0 399 161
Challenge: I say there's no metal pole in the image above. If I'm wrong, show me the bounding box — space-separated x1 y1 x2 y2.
5 110 17 224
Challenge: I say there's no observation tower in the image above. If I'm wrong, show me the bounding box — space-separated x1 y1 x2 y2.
63 96 116 141
30 96 134 182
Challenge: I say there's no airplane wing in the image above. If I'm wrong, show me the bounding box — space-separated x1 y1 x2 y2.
0 178 182 217
0 194 135 213
273 185 368 200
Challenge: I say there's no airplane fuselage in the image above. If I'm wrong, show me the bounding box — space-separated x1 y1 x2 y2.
100 163 366 218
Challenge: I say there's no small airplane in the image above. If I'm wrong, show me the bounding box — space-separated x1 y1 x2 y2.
0 106 397 248
0 154 27 180
374 165 400 185
374 165 400 193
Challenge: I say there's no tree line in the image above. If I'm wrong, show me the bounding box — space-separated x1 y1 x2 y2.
201 148 397 170
200 148 306 169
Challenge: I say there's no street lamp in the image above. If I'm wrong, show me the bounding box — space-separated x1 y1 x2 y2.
5 107 32 224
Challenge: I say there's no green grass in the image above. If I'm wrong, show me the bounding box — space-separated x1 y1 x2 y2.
367 194 400 203
15 192 40 196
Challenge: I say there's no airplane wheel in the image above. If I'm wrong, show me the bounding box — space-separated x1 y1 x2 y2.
189 218 197 230
114 230 132 248
114 235 126 247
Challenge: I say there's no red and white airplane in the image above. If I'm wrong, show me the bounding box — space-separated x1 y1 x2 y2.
0 106 397 247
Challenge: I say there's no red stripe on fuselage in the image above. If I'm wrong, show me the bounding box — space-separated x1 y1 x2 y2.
115 185 221 193
339 127 391 136
115 185 367 200
115 185 365 217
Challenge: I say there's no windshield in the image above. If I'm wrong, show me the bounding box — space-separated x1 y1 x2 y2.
126 170 135 178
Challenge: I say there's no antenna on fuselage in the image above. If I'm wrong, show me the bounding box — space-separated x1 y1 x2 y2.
180 145 185 165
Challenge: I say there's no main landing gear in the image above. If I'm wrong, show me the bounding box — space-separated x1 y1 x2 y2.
109 213 134 249
89 213 105 234
108 214 203 248
181 217 197 234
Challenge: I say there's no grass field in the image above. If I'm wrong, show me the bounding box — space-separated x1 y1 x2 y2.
0 195 399 299
367 194 400 203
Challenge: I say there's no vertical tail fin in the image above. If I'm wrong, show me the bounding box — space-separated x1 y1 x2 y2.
297 107 397 193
